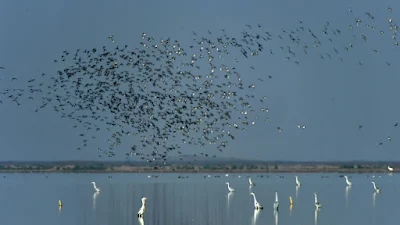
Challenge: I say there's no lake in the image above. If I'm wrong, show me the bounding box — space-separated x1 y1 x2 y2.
0 172 398 225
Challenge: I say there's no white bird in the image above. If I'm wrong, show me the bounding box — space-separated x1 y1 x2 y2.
388 166 394 172
273 191 279 211
91 181 100 192
371 182 380 193
250 192 263 210
137 197 147 218
344 175 352 186
249 177 255 187
314 192 322 209
225 182 235 192
295 176 301 186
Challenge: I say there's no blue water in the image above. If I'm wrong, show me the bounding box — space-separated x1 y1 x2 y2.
0 173 398 225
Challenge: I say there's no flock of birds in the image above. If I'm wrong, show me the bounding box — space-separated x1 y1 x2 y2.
69 172 389 224
0 6 399 163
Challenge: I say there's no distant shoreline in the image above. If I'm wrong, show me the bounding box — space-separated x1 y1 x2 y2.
0 168 396 174
0 160 397 174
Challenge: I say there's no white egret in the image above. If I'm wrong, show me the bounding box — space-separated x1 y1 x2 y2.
138 197 147 218
371 182 380 193
344 175 352 186
314 192 322 209
250 192 263 210
388 166 394 172
273 191 279 211
225 182 235 192
249 177 255 187
91 181 100 192
295 176 301 186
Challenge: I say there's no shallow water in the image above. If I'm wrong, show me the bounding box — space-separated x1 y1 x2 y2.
0 172 398 225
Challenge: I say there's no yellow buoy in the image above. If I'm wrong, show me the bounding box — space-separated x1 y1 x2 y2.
289 196 294 205
58 200 63 207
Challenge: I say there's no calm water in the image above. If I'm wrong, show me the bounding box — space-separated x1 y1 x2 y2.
0 172 399 225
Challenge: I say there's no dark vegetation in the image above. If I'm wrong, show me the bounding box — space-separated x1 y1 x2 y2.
0 158 398 173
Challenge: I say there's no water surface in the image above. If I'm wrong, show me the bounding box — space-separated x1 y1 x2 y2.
0 173 398 225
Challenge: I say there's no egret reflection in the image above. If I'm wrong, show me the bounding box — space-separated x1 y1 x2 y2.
93 192 99 211
274 209 279 225
289 204 293 216
314 208 319 225
252 208 260 225
345 186 351 208
372 192 377 209
138 217 144 225
296 185 300 199
227 192 233 211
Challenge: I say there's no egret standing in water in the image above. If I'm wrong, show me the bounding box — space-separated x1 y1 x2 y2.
250 192 263 210
314 193 322 209
295 176 301 186
91 181 100 192
225 182 235 192
138 197 147 218
274 191 279 211
388 166 394 172
371 182 381 193
344 176 352 186
249 177 255 187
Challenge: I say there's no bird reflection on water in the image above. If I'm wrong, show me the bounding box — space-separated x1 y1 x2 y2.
372 192 377 209
252 209 260 225
227 192 233 211
138 217 145 225
314 208 319 225
93 192 99 211
274 210 279 225
345 186 351 208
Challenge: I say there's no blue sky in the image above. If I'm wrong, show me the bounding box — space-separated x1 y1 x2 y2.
0 0 400 161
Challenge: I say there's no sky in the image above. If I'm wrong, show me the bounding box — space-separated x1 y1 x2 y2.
0 0 400 162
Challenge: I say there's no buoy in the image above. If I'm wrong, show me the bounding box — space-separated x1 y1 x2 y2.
289 196 293 205
58 200 63 207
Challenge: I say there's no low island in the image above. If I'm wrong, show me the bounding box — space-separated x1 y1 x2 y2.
0 157 397 173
